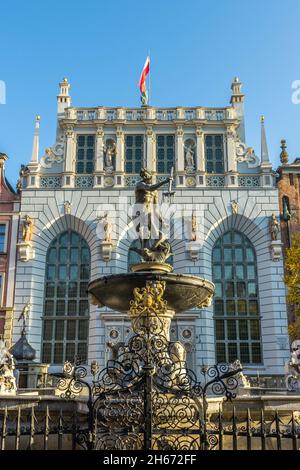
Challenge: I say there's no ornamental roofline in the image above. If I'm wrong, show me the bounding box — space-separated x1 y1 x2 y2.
64 105 233 110
278 158 300 171
57 105 238 125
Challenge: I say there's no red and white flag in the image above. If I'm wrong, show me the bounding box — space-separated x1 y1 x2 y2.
139 56 150 105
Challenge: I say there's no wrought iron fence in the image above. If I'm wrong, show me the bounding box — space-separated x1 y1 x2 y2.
1 403 299 450
0 404 79 450
1 282 300 451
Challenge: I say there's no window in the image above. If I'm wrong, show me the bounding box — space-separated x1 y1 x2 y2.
76 135 95 174
213 230 262 364
156 135 175 174
0 224 6 252
42 230 90 364
125 135 143 174
205 134 224 174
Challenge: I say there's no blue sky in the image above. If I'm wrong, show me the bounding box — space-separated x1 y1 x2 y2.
0 0 299 184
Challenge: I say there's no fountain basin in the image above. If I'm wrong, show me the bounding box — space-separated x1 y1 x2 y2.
88 271 214 313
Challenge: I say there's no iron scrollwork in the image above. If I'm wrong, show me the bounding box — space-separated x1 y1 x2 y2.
57 281 242 450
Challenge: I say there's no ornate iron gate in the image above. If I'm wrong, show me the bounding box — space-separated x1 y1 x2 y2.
57 281 243 451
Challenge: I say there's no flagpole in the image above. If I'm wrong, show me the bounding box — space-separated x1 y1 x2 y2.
148 50 151 106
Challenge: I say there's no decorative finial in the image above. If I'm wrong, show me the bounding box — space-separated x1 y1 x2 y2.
36 114 40 122
280 139 289 164
260 115 265 122
234 77 240 83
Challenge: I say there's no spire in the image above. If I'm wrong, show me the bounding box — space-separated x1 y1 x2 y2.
57 77 71 114
280 139 289 164
260 115 271 166
30 114 40 164
230 77 245 142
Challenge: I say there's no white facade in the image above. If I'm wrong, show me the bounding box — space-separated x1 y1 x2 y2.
11 78 290 376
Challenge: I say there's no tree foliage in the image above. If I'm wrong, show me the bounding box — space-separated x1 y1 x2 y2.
284 234 300 341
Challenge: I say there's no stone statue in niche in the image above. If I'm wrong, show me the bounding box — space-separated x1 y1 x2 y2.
270 213 280 241
103 140 116 174
231 200 239 215
184 140 195 173
100 213 112 243
22 215 33 242
63 201 71 215
191 212 197 241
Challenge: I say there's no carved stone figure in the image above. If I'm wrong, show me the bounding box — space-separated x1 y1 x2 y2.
231 360 250 389
231 200 239 215
191 212 197 241
184 142 195 173
129 235 172 264
285 340 300 391
18 302 31 333
103 141 116 173
22 215 33 242
101 213 112 243
133 168 172 254
270 213 280 241
16 164 29 193
168 342 189 389
63 201 71 215
0 340 17 394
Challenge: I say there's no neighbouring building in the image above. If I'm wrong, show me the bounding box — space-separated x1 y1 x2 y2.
277 141 300 323
0 153 20 345
11 77 290 378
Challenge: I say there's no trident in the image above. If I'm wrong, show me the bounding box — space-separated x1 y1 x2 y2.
163 166 175 203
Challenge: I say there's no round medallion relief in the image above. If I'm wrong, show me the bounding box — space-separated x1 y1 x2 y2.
182 329 192 339
109 329 119 339
104 177 114 187
186 177 196 187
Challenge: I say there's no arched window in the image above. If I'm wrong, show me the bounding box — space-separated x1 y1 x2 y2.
212 230 262 364
282 196 291 221
42 230 90 364
127 239 174 271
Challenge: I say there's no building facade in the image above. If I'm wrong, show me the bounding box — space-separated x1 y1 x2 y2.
277 141 300 323
11 78 290 376
0 153 20 345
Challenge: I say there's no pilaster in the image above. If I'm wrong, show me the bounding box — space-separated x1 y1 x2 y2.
176 126 184 172
116 126 125 173
95 126 104 172
146 126 155 172
62 126 76 188
226 126 238 173
196 127 205 172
